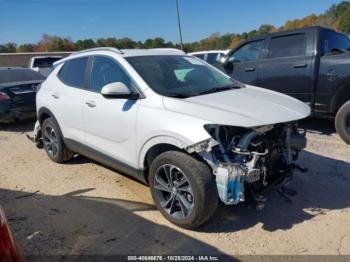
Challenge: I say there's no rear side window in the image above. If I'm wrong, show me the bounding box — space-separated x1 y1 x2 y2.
58 57 88 88
267 34 306 58
207 53 219 64
322 30 350 54
193 54 205 60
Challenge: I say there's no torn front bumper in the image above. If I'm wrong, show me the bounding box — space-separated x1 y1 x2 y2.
186 123 307 207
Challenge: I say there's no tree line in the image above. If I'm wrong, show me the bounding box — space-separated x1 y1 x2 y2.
1 1 350 53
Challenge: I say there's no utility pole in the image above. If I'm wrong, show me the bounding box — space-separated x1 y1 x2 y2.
175 0 184 51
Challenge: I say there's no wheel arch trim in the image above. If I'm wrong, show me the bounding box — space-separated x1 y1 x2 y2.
330 82 350 113
138 135 191 170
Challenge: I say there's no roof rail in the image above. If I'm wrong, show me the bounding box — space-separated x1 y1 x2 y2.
151 48 185 54
70 47 124 56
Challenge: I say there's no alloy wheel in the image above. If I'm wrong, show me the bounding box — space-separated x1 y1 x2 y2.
43 125 59 158
154 164 194 220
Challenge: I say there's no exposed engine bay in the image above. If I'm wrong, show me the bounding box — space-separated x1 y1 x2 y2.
186 122 307 208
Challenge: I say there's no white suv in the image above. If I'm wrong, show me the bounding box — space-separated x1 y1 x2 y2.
36 47 310 229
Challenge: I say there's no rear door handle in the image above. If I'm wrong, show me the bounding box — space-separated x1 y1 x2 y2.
244 67 255 72
293 63 307 68
85 100 96 108
51 93 60 99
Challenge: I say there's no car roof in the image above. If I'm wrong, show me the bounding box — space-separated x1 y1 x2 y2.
188 50 230 55
240 26 339 43
0 67 28 71
54 47 186 66
31 56 63 59
121 48 185 57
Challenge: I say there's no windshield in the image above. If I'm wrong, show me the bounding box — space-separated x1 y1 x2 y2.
126 55 244 98
0 68 45 84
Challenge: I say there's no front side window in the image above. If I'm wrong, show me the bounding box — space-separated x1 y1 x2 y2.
127 55 243 98
267 34 306 58
229 40 263 63
322 30 350 54
58 57 88 88
91 56 132 92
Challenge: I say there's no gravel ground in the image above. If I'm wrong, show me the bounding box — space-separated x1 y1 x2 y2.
0 119 349 257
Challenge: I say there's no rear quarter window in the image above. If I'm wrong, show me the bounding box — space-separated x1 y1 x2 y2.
322 30 350 54
267 34 306 58
58 57 88 88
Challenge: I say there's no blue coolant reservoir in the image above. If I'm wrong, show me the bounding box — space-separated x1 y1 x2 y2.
214 165 245 205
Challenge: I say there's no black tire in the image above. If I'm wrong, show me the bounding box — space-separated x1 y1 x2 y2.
149 151 218 229
42 117 73 163
335 100 350 145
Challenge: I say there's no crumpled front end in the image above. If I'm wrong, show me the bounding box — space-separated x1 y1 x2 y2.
185 122 307 208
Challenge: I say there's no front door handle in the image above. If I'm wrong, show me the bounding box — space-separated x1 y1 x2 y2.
244 67 255 72
293 63 307 68
85 101 96 108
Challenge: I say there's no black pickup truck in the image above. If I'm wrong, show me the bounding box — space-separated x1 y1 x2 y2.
218 26 350 144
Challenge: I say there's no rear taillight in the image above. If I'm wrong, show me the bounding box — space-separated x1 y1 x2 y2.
0 92 10 101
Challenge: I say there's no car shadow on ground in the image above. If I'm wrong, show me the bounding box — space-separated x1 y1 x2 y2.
201 149 350 233
0 188 226 256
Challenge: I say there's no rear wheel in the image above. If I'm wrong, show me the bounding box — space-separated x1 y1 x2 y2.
149 151 218 229
42 118 73 163
335 100 350 144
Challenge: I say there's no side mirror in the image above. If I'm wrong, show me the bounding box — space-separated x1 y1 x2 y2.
101 82 139 100
217 55 233 73
216 55 228 65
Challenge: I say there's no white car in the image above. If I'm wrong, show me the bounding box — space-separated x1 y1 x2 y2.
188 50 230 65
35 47 310 229
28 56 63 77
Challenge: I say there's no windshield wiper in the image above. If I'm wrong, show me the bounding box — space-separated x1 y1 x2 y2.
196 85 237 96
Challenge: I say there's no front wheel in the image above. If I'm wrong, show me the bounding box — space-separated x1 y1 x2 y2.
335 100 350 144
149 151 218 229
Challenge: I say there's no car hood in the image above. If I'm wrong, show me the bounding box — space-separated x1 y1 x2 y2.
162 85 311 127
